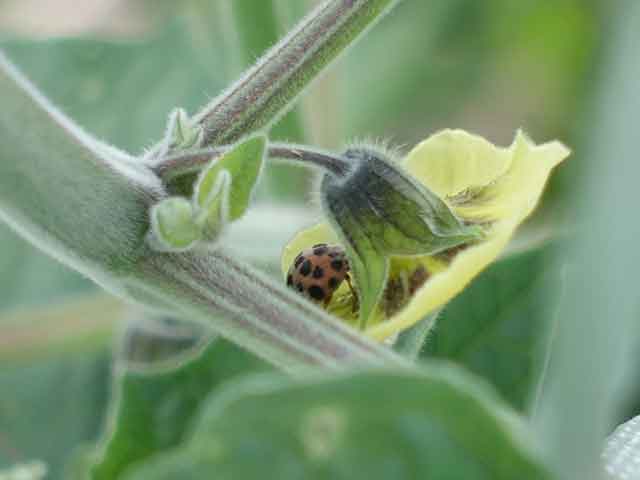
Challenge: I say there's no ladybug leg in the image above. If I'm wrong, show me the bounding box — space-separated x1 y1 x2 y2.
345 275 359 313
323 293 333 308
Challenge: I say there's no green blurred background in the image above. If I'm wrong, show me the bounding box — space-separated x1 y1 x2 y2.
0 0 615 478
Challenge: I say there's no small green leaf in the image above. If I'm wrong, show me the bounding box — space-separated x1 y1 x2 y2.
122 366 550 480
195 135 266 222
194 169 231 242
89 338 270 480
149 197 200 251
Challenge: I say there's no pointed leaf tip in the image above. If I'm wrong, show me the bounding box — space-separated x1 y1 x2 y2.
196 169 231 242
195 135 266 222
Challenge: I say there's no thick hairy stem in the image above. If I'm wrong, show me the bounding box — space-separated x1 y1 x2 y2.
128 250 405 373
194 0 400 146
0 52 164 278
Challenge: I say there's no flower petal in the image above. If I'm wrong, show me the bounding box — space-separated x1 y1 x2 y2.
404 130 570 223
403 129 513 198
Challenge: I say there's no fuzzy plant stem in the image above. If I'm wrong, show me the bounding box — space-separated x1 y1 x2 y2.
0 54 163 278
191 0 400 147
130 250 404 372
150 144 352 182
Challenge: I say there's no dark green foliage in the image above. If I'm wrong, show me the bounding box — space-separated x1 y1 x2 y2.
423 245 562 411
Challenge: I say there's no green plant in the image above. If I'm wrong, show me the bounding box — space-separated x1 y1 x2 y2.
1 1 639 479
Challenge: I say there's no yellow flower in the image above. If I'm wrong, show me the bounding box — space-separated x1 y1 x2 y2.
282 130 570 341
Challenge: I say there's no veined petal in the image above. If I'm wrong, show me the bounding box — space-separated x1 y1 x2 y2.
403 129 513 198
405 130 570 223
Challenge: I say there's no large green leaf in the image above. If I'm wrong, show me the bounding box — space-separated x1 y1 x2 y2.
195 135 266 222
90 338 270 480
123 366 550 480
422 244 562 411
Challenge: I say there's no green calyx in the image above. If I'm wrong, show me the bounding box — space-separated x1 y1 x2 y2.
320 146 484 326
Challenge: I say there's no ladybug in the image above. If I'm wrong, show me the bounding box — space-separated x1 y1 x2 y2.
287 243 355 307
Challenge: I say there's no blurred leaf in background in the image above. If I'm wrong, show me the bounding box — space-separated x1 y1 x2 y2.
0 353 110 477
0 296 123 478
90 337 270 480
121 368 551 480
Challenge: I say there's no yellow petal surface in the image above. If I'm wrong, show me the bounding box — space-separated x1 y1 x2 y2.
281 223 339 277
282 130 570 341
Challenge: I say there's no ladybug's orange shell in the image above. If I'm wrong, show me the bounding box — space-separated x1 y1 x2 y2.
287 244 350 303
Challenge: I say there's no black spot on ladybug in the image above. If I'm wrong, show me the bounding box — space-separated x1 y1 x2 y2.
328 277 339 289
330 259 344 272
313 246 328 256
308 285 325 301
294 255 304 268
313 243 327 249
312 266 324 279
296 282 304 292
299 259 312 276
287 274 293 286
